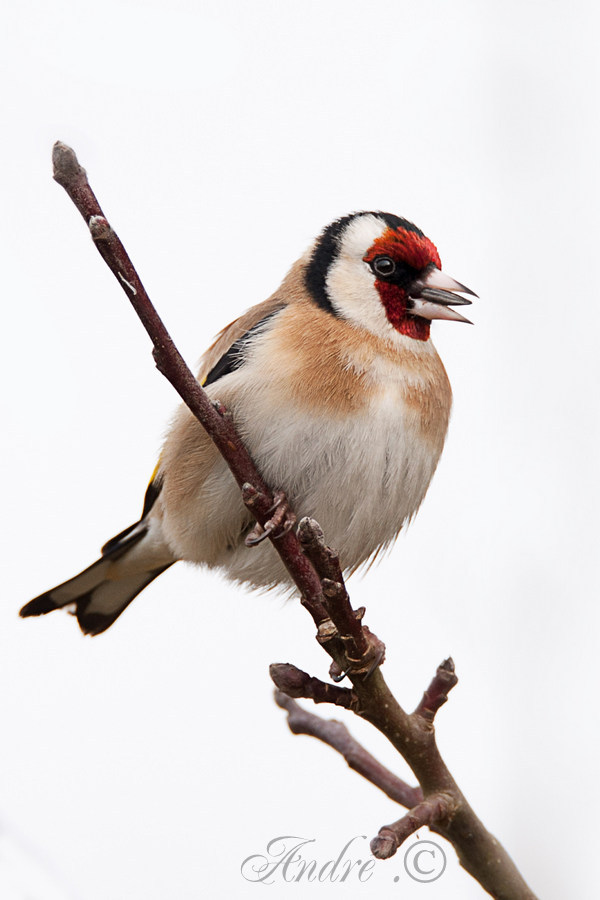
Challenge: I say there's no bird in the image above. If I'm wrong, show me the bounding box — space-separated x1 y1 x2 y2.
20 211 475 636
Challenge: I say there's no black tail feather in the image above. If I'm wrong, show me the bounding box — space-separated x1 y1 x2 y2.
75 563 173 636
20 519 174 635
20 592 61 618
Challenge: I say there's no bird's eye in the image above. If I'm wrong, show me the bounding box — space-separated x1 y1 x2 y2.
371 256 396 277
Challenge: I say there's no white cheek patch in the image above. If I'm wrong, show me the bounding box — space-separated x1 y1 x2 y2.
336 214 386 256
326 256 392 338
325 214 395 340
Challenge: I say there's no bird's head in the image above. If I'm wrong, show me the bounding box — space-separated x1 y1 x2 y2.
305 211 476 342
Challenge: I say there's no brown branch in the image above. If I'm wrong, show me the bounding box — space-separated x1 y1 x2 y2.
274 692 422 809
275 689 537 900
51 142 539 900
297 517 365 654
414 657 459 721
270 663 357 709
275 656 538 899
52 142 328 628
372 794 455 859
298 517 385 676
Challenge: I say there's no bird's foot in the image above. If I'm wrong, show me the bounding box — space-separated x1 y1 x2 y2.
245 491 297 546
328 627 386 682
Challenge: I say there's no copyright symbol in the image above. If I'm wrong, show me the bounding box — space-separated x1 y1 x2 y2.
403 840 446 882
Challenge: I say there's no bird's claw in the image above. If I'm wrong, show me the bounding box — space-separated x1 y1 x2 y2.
329 629 386 682
245 492 296 546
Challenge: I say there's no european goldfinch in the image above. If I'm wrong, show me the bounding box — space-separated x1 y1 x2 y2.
20 211 475 635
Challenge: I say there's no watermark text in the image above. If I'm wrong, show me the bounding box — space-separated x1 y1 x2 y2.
241 836 374 884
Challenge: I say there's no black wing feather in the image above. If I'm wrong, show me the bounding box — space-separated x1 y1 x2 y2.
203 311 280 387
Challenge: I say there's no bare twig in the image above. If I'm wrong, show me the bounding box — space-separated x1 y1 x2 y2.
414 657 459 721
274 692 423 809
52 142 328 627
297 517 366 653
372 794 455 859
298 517 385 676
274 659 538 899
270 663 357 708
51 142 538 900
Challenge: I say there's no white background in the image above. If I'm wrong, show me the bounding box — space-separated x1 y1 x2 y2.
1 1 599 898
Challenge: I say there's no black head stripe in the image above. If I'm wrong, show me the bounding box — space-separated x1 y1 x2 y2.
304 211 423 314
376 212 424 237
304 214 357 315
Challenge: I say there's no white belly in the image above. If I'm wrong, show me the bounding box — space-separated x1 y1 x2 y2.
156 308 452 591
160 376 445 590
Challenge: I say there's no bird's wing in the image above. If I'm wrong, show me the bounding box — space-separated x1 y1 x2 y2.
197 257 308 384
198 294 287 386
140 299 285 522
143 261 309 517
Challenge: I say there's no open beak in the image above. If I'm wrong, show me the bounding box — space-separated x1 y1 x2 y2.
408 267 477 324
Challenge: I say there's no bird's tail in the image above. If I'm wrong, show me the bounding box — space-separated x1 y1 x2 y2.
19 520 174 636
